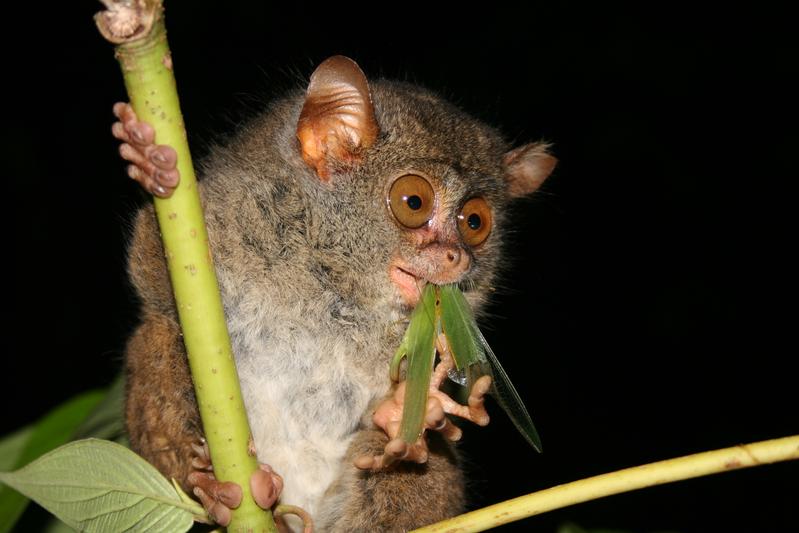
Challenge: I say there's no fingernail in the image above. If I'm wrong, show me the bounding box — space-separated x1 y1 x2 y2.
152 152 167 164
154 185 167 195
132 130 145 143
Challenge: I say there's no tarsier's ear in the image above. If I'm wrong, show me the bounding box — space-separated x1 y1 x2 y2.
503 142 558 198
296 56 380 181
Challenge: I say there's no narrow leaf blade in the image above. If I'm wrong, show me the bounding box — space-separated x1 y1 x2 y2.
438 284 483 370
72 375 125 441
0 439 194 533
398 284 439 443
478 327 543 452
0 427 33 473
439 284 542 452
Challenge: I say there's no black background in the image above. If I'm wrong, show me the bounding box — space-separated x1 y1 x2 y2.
6 2 797 532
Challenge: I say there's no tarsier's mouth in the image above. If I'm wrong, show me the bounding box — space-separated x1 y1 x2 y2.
389 264 427 307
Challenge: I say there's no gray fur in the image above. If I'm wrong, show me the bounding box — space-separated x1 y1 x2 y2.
127 77 549 531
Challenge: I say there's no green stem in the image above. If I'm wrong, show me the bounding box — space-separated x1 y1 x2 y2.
412 434 799 533
95 2 276 531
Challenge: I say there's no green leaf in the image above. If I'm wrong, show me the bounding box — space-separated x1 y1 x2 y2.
439 284 542 453
72 376 125 441
0 391 104 533
0 426 34 533
0 427 33 473
438 284 485 371
398 284 439 443
0 439 198 533
43 516 77 533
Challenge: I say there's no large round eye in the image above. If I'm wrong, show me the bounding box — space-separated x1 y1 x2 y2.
457 197 492 246
388 174 435 229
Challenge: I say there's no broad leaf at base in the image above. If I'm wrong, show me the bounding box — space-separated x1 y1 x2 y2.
0 439 202 533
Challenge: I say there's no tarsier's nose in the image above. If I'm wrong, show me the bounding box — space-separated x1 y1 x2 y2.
424 243 471 284
446 248 460 264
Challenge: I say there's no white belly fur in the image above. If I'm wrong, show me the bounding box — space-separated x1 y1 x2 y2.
232 317 385 522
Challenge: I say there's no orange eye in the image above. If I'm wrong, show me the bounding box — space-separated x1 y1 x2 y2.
457 197 492 246
388 174 435 229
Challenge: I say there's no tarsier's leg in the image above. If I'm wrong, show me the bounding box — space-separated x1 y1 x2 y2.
112 102 180 197
125 312 205 490
126 312 284 527
356 333 492 469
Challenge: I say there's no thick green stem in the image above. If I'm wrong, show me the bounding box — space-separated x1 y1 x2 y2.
95 2 276 531
413 434 799 532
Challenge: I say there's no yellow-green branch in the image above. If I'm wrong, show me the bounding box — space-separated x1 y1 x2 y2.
414 435 799 533
95 1 276 531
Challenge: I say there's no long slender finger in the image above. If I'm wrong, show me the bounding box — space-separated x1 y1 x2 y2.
111 121 130 142
124 119 156 147
119 143 179 184
121 148 177 196
423 396 463 441
190 440 213 471
353 436 429 471
429 388 471 419
431 335 454 389
387 438 429 463
467 375 492 426
113 103 155 146
112 102 153 145
113 102 133 120
146 144 179 171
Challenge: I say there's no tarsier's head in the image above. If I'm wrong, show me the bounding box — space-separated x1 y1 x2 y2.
293 56 556 311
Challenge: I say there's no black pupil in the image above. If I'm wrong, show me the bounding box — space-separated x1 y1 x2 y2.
467 213 482 230
406 195 423 210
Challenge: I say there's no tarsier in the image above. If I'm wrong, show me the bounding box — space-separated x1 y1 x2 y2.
115 56 555 531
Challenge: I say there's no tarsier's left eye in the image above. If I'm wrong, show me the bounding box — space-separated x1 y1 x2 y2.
388 174 435 229
457 197 492 246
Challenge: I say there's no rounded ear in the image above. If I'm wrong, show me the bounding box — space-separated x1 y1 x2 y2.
503 142 558 197
296 56 380 181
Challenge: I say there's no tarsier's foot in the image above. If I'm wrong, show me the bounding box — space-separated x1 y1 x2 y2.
188 439 284 527
111 102 180 197
355 337 492 470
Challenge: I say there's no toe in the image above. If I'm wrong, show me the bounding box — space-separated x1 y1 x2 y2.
146 144 178 170
424 397 445 428
113 102 132 120
193 486 232 527
126 120 155 146
188 470 242 513
251 464 283 509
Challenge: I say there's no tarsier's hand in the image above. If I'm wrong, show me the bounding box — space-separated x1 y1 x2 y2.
355 334 492 470
111 102 180 197
188 439 284 527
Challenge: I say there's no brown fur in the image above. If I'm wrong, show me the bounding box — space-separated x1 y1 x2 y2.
123 57 554 530
124 311 201 490
322 430 463 532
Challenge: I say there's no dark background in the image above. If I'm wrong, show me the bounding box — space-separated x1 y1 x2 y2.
7 2 797 532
